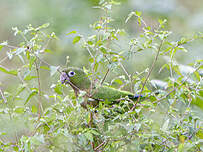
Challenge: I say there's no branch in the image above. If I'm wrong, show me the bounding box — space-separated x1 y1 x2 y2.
0 88 7 103
153 63 202 104
35 61 43 120
131 39 164 111
94 140 109 151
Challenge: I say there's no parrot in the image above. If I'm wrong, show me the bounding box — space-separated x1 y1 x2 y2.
60 67 143 109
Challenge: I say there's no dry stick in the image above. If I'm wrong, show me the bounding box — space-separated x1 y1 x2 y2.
131 39 164 111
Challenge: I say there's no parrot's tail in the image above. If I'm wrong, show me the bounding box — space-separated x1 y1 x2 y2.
128 94 144 100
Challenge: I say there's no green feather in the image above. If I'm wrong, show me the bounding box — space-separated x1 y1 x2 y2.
62 67 139 107
63 67 91 90
91 86 134 102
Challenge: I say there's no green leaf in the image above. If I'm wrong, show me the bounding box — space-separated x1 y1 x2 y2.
24 90 38 105
100 47 107 54
31 105 38 113
0 41 8 51
0 45 3 51
16 84 26 96
24 75 37 81
29 56 36 70
14 106 25 113
44 49 52 53
73 36 81 44
0 66 18 76
12 27 21 36
40 66 50 70
66 31 77 36
51 84 63 95
135 11 142 17
90 130 100 136
36 23 50 31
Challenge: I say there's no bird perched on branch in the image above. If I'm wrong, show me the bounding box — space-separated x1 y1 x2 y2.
60 67 143 108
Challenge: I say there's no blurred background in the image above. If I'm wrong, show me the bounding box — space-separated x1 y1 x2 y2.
0 0 203 147
1 0 203 65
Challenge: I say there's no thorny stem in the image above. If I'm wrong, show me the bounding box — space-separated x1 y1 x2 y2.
131 39 164 111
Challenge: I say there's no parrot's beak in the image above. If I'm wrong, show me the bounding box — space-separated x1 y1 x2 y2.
60 72 70 84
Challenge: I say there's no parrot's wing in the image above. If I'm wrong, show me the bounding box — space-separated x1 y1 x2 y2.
91 86 134 102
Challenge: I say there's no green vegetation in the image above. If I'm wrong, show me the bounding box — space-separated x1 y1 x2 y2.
0 0 203 151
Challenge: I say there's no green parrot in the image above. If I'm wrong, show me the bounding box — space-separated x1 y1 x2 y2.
60 67 143 108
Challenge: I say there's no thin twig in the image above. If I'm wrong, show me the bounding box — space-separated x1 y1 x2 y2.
94 140 109 151
100 68 110 86
0 88 7 103
35 61 42 120
0 56 9 64
153 64 202 104
120 63 133 93
131 39 164 111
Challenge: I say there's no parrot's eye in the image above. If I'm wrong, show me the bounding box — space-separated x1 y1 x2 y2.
68 71 75 77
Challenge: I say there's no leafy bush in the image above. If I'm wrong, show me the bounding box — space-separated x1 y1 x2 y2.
0 1 203 151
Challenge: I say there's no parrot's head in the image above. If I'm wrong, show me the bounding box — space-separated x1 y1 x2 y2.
60 67 91 90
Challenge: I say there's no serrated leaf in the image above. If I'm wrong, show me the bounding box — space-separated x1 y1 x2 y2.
73 36 81 44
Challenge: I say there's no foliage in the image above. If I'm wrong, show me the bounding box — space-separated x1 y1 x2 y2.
0 0 203 151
